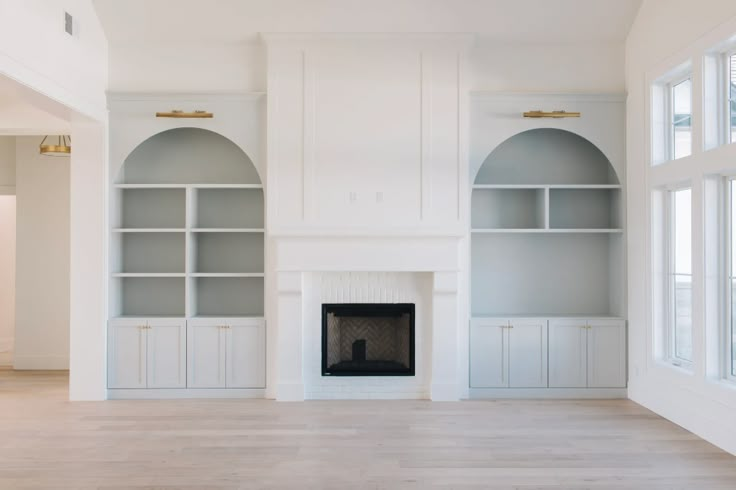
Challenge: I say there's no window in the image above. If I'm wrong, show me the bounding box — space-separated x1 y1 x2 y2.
668 187 693 365
729 53 736 143
727 180 736 378
672 78 693 159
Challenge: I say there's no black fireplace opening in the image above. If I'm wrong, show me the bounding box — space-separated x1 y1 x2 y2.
322 303 415 376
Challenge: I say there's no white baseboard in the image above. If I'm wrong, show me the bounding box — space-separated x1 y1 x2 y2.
0 352 13 367
108 388 266 400
469 388 628 399
430 382 461 401
276 382 305 401
13 355 69 370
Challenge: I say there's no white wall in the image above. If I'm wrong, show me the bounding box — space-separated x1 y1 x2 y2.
626 0 736 456
0 195 15 366
0 136 14 365
108 43 265 93
13 136 70 369
0 0 108 120
470 42 625 93
105 41 626 96
0 136 15 190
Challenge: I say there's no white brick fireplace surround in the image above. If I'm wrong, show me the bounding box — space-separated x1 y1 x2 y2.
273 237 462 401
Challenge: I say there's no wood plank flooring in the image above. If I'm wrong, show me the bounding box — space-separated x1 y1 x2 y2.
1 369 735 489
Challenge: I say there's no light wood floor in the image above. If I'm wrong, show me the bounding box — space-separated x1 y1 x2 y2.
1 370 735 489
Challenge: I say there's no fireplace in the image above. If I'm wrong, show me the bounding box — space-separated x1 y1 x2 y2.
322 303 415 376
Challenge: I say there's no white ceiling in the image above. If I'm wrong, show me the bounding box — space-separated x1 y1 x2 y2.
93 0 642 45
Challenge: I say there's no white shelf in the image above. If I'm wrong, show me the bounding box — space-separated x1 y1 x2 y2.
190 228 264 233
471 314 624 320
471 228 547 233
113 228 186 233
471 228 623 234
189 273 264 278
113 273 186 278
473 184 622 190
546 228 623 234
191 184 263 189
114 184 188 189
114 184 263 189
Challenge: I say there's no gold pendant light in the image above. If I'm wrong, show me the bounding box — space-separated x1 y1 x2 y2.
39 135 71 156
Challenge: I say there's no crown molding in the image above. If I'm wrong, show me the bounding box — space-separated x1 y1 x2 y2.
260 32 476 50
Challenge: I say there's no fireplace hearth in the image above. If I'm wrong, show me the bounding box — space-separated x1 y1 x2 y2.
322 303 415 376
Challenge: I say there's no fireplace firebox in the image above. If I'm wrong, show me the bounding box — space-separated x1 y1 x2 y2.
321 303 415 376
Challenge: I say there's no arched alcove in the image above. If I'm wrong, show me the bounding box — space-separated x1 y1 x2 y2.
474 128 619 186
470 127 624 318
111 127 264 318
118 127 261 185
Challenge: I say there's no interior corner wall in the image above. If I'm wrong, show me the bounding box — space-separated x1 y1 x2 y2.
13 136 70 370
626 0 736 456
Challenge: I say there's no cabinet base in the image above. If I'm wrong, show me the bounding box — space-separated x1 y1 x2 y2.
469 388 627 399
108 388 266 399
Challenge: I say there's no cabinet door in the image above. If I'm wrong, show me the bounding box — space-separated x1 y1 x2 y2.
470 319 508 388
108 319 147 389
508 319 548 388
187 320 226 388
147 319 186 388
226 319 266 388
587 319 626 388
548 319 587 388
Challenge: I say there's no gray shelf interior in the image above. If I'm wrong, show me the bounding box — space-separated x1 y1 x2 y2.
120 233 186 273
193 232 264 273
549 189 621 229
118 128 261 185
119 188 186 229
120 277 185 316
471 234 616 316
472 189 545 229
474 128 619 185
195 188 264 228
195 277 265 316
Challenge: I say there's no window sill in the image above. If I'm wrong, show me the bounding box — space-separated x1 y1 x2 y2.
655 359 694 375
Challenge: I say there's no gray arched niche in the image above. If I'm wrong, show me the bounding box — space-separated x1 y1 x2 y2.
471 128 623 317
474 128 619 186
113 127 264 318
117 127 262 185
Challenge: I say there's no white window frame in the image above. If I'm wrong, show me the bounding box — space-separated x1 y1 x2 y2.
727 49 736 144
667 75 694 161
664 185 693 369
724 178 736 382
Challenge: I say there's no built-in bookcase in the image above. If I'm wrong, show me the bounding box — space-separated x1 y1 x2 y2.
471 128 624 317
110 128 264 318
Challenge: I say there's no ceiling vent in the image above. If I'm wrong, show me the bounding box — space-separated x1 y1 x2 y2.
64 12 73 36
